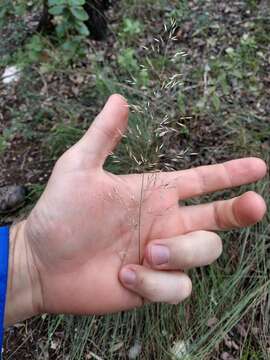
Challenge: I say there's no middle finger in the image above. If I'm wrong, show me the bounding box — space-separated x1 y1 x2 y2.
150 191 266 238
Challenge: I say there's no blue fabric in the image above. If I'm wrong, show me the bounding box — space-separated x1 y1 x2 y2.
0 226 9 356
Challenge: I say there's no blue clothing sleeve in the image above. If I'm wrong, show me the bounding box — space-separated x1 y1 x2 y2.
0 226 9 355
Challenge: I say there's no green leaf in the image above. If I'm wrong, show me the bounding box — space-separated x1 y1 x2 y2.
70 6 89 21
56 22 68 37
75 22 90 36
212 93 221 111
68 0 85 5
48 0 65 5
178 93 186 114
0 8 7 19
48 5 65 16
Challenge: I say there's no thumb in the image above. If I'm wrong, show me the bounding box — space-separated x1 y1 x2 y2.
78 94 129 167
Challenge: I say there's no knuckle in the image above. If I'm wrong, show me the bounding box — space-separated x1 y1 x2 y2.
92 119 119 141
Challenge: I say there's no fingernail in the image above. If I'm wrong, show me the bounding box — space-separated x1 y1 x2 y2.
151 245 170 265
121 269 136 285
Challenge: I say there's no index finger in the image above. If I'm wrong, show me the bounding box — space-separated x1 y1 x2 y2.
162 158 267 199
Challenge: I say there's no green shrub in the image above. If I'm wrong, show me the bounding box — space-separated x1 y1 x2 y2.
0 0 90 64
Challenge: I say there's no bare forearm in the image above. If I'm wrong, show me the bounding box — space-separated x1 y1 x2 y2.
4 221 43 327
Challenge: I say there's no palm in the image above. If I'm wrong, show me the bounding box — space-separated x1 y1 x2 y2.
26 165 179 314
25 95 266 316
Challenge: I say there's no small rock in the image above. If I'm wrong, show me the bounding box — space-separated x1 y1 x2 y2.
2 66 21 84
50 339 59 350
0 185 27 214
221 352 235 360
128 341 142 359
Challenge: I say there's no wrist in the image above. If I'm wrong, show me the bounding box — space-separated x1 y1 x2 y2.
4 221 44 326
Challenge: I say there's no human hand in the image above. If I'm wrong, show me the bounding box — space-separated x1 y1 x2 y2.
5 94 267 325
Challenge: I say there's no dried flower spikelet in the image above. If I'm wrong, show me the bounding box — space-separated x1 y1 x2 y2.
171 340 191 359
